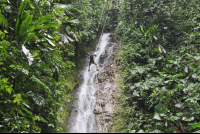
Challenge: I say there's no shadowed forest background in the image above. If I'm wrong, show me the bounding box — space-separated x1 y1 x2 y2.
0 0 200 133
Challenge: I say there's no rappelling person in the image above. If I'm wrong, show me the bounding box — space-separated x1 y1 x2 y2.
112 0 115 9
88 53 99 71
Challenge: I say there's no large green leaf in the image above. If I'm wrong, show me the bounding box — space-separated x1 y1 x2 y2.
153 113 161 120
154 104 168 114
182 117 194 121
191 122 200 129
27 91 45 106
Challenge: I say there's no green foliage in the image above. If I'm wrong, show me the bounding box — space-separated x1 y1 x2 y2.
0 13 8 28
115 0 200 133
0 0 107 133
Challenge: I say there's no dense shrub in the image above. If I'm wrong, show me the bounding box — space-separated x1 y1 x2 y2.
115 0 200 133
0 0 107 132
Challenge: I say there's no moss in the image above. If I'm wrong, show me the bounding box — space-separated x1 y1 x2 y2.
113 114 127 133
58 71 80 133
109 55 127 133
112 76 127 133
114 48 125 67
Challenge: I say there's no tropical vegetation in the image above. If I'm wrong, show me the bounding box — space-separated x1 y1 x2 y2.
115 0 200 133
1 0 200 133
0 0 107 132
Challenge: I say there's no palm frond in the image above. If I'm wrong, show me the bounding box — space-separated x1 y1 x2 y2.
20 15 33 36
15 0 31 34
0 13 8 28
32 14 55 27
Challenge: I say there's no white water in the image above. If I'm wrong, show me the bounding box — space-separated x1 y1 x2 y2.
67 33 111 133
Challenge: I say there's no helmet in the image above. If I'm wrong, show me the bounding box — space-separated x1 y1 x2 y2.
93 53 97 55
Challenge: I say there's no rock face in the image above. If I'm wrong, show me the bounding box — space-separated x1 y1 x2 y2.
92 35 122 132
66 33 122 133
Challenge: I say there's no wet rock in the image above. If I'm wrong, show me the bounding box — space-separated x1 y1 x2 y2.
106 113 113 117
92 38 122 132
93 109 102 114
101 103 105 106
105 117 112 121
108 43 112 47
67 33 122 133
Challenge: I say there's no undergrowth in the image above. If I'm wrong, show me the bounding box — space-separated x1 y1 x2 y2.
114 0 200 133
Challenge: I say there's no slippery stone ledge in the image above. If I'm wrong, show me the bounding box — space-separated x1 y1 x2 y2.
93 33 122 132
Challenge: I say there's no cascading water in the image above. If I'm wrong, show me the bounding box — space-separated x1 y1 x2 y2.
67 33 111 133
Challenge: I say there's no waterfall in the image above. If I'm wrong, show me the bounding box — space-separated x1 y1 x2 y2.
67 33 111 133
